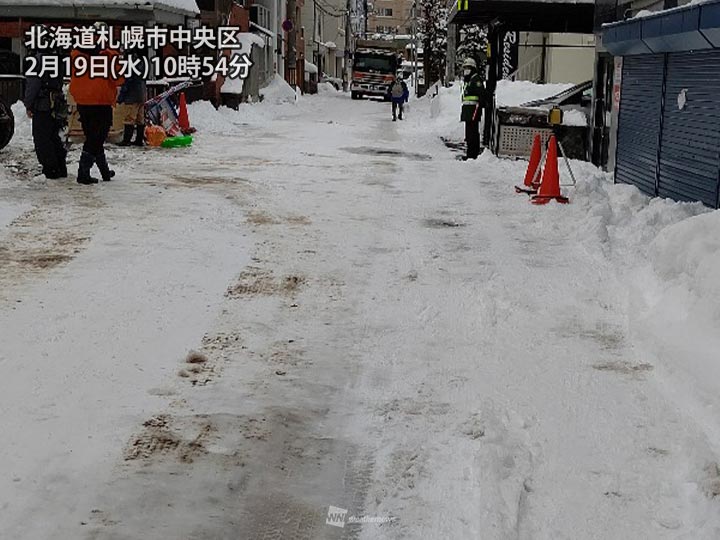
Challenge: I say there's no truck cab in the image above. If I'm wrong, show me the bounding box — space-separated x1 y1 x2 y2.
351 48 399 100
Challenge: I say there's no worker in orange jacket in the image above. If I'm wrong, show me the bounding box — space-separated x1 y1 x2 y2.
69 23 124 184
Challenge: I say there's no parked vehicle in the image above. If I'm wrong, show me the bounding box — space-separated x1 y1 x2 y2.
492 80 593 160
351 40 403 100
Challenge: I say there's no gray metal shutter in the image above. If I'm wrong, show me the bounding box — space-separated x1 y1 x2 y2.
615 54 665 196
658 51 720 207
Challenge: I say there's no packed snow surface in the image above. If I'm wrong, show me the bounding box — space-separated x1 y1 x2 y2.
1 80 719 539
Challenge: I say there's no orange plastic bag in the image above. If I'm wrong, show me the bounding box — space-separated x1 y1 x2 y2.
145 125 167 147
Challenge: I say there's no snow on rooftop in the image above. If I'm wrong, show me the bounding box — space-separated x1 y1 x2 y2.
11 0 200 15
238 32 265 50
495 79 574 107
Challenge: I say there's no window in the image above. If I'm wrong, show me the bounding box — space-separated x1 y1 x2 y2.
379 8 393 16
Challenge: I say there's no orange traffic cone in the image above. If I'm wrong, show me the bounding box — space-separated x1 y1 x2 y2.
532 136 569 205
515 134 542 194
177 92 195 134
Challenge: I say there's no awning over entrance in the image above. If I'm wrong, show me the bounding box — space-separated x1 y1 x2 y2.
448 0 594 33
603 0 720 56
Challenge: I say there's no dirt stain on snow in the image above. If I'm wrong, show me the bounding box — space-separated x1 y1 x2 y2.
226 268 305 298
592 361 654 376
424 218 466 229
341 146 433 161
246 210 312 226
124 414 215 464
0 197 102 294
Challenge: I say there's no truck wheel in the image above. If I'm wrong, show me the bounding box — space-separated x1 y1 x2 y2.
351 92 362 100
0 98 14 150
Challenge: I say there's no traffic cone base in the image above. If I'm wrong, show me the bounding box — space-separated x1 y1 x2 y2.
516 134 543 194
531 194 570 205
531 135 569 205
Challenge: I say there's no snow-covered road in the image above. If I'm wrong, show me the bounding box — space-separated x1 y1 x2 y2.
1 88 719 539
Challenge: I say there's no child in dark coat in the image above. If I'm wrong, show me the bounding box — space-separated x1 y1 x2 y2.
117 66 147 147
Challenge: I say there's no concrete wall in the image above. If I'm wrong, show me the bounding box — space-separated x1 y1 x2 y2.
546 33 595 84
513 32 595 84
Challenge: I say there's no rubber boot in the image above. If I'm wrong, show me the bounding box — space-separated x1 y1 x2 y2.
95 150 116 182
117 124 134 146
77 151 99 184
133 124 145 146
57 160 67 178
57 148 68 178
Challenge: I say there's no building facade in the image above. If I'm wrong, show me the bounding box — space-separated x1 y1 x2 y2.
602 0 720 208
301 0 347 85
366 0 412 36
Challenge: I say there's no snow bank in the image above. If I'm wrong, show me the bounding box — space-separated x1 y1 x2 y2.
187 95 290 134
650 211 720 304
260 74 298 104
10 101 32 145
317 82 340 95
186 100 241 134
495 80 574 107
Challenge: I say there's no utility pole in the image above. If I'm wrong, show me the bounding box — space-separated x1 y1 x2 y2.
412 0 419 97
344 0 352 91
363 0 368 38
288 0 297 88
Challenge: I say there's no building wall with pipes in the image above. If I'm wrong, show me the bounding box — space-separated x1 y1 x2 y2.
301 0 346 84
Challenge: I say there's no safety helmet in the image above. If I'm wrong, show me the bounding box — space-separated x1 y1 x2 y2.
462 58 477 70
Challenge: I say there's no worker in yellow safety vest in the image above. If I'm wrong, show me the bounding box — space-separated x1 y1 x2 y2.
460 57 485 160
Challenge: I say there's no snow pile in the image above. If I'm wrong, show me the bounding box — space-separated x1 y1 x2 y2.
317 82 340 95
566 169 708 260
10 101 32 147
405 82 464 139
643 211 720 339
649 211 720 304
495 80 574 107
186 100 241 134
260 74 298 104
187 97 287 134
562 108 587 126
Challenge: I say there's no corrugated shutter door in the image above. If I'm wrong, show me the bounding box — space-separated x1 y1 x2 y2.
616 55 665 195
658 51 720 207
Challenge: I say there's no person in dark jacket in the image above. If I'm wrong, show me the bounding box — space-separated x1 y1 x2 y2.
388 73 409 121
459 57 485 160
116 56 146 146
69 23 124 184
23 50 67 179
